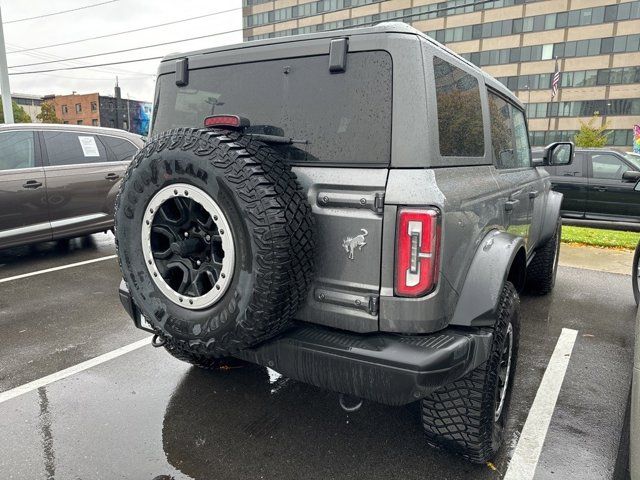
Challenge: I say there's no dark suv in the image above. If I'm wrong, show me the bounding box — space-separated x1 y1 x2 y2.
538 147 640 227
0 124 143 249
116 23 572 463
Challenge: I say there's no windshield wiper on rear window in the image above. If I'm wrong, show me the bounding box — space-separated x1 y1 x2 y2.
246 133 308 145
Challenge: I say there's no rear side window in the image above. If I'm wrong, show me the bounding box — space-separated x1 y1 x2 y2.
488 92 531 169
433 56 484 157
0 131 35 170
153 51 392 165
591 153 629 180
100 135 138 161
43 131 107 166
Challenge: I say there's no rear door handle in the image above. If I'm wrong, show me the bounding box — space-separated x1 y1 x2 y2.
105 172 120 181
592 186 607 192
529 190 539 199
23 180 43 189
505 199 520 212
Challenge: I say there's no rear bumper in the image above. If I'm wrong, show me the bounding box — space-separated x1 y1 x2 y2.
119 279 155 333
236 325 492 405
119 280 493 405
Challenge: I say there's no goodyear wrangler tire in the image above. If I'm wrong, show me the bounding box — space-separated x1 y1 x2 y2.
115 128 314 358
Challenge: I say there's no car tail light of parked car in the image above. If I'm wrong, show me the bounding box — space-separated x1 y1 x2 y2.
395 208 440 297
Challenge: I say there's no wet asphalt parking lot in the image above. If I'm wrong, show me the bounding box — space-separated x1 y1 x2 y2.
0 233 635 480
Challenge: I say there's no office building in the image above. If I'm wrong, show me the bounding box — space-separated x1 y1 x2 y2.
243 0 640 147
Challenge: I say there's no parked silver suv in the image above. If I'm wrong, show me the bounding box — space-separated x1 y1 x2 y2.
0 124 144 249
116 23 573 463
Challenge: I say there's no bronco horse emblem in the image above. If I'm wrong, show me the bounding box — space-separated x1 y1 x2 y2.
342 229 368 260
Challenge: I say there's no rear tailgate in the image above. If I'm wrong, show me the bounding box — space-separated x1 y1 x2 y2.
152 44 394 333
293 167 387 332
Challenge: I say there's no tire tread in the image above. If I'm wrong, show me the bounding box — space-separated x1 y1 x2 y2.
115 128 314 358
421 281 520 464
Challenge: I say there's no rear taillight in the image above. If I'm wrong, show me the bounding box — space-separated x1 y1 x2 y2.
203 115 249 129
395 208 440 297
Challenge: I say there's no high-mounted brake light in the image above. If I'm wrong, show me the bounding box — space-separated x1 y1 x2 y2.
203 115 250 129
395 208 440 297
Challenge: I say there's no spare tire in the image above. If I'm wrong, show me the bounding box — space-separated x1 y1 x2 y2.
115 128 314 357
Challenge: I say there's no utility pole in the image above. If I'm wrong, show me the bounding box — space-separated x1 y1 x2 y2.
0 6 14 123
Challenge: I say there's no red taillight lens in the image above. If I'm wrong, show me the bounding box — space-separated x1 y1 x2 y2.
395 208 440 297
203 115 249 129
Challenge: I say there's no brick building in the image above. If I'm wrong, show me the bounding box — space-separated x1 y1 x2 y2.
44 85 152 135
45 92 100 127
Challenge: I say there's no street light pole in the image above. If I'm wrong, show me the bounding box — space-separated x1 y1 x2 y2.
0 7 14 123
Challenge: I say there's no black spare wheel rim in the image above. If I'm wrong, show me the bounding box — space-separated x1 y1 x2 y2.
115 128 315 358
142 184 235 310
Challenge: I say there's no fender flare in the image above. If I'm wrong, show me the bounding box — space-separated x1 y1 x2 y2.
450 230 525 327
539 190 563 245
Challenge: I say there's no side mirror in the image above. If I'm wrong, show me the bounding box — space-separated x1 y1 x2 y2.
543 142 574 166
622 170 640 183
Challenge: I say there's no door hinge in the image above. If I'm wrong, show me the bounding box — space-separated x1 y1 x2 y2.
374 193 385 215
316 190 385 215
315 288 379 316
368 295 379 315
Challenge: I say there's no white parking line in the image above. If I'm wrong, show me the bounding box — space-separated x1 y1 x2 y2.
504 328 579 480
0 337 150 405
0 255 117 284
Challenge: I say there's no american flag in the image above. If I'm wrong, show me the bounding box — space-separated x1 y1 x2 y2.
551 58 560 99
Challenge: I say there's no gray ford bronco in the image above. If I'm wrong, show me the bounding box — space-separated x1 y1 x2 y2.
116 23 573 463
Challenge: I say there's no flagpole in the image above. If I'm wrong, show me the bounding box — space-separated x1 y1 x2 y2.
547 56 559 143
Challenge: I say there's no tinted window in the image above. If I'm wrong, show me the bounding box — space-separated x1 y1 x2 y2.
100 135 138 162
623 152 640 170
153 51 392 165
591 154 629 180
433 57 484 157
43 131 107 166
0 131 35 170
488 92 531 169
555 152 584 177
512 107 531 166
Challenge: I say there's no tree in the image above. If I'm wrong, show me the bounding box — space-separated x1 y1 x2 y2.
36 101 61 123
0 100 32 123
574 114 610 148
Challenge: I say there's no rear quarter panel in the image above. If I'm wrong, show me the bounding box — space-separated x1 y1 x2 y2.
380 166 507 333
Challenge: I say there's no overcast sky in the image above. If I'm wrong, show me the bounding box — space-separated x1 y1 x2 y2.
2 0 242 103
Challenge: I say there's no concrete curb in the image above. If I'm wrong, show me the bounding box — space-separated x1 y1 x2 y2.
559 243 634 275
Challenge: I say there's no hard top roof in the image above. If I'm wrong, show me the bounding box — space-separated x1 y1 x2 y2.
161 22 521 109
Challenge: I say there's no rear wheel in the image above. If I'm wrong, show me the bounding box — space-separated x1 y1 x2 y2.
525 220 561 295
421 281 520 464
